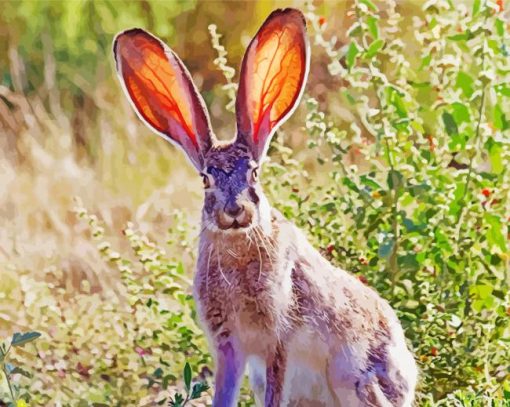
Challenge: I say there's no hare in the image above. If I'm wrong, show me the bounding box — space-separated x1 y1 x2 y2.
113 8 417 407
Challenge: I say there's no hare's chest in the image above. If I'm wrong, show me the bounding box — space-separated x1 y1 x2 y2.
195 259 275 315
194 253 276 325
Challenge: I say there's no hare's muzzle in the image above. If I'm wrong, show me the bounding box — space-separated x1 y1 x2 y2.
217 201 254 230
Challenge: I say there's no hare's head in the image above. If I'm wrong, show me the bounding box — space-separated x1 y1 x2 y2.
113 9 309 232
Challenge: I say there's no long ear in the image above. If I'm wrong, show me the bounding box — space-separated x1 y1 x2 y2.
235 8 309 161
113 28 213 170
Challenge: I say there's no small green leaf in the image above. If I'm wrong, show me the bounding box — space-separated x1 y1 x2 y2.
403 218 426 232
502 44 510 58
367 16 379 39
342 177 360 193
191 382 210 399
10 366 32 378
419 54 432 70
398 254 420 272
346 42 359 70
360 175 382 190
11 331 41 347
387 87 407 118
456 72 474 98
365 39 385 58
170 393 184 407
387 170 404 190
486 138 503 174
378 237 394 259
472 0 481 15
484 213 507 252
448 183 466 216
487 39 501 55
162 374 172 390
407 183 430 197
495 83 510 97
176 262 185 275
448 32 473 41
183 362 192 393
470 284 493 300
451 102 470 124
343 90 356 105
493 104 509 130
442 112 458 136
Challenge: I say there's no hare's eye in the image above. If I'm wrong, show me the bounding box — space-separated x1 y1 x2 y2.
201 174 211 189
251 167 259 182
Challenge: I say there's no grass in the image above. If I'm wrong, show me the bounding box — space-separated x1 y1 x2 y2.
1 0 509 405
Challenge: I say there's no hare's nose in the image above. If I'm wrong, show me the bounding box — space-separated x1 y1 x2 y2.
224 199 244 218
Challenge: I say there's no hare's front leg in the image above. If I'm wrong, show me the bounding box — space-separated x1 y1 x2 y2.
264 342 287 407
212 337 246 407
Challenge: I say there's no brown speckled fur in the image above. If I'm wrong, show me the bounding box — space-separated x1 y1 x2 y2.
194 206 417 406
114 8 417 406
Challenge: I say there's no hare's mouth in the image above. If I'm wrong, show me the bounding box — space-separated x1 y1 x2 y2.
218 218 252 231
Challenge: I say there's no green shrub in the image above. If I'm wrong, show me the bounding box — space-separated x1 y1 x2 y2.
264 0 510 404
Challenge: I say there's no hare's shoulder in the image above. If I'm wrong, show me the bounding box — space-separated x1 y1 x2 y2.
278 216 398 340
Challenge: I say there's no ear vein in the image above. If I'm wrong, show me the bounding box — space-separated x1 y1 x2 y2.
253 30 284 142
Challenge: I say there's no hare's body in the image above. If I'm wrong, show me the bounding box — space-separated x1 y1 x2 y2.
114 8 417 406
195 209 417 406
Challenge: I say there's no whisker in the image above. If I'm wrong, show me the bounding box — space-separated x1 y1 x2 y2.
254 225 277 252
199 219 216 235
265 231 278 252
194 217 212 236
216 247 231 286
206 244 213 292
244 229 254 247
227 248 239 258
253 226 275 272
257 227 275 255
251 228 265 282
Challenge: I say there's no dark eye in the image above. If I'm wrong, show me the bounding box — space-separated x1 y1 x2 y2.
201 174 211 189
251 167 259 182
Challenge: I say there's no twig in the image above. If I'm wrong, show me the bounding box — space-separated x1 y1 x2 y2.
455 36 488 244
1 345 16 403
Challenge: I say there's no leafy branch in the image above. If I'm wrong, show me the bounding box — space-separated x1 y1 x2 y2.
168 362 209 407
0 331 41 406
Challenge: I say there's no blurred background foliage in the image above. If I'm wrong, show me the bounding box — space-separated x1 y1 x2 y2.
0 0 509 406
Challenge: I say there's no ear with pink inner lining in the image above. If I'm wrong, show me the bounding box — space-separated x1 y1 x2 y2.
235 8 309 161
114 28 213 170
